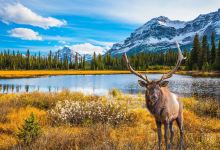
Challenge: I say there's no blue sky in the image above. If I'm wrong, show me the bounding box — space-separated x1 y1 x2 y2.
0 0 219 55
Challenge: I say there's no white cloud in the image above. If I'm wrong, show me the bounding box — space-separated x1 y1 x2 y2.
20 0 220 24
88 39 114 49
43 35 74 42
69 43 106 55
9 28 42 40
0 2 66 29
59 40 67 44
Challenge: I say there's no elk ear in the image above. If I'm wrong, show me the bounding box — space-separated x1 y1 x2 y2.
159 81 169 87
138 80 147 87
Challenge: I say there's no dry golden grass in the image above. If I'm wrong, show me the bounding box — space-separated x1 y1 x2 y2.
0 70 145 78
0 70 219 79
0 91 219 149
0 106 47 135
0 134 17 149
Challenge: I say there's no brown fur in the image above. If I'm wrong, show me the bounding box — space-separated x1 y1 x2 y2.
139 80 184 150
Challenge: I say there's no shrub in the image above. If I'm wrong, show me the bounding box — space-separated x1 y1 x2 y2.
50 100 136 126
202 62 210 71
109 88 122 97
17 113 41 145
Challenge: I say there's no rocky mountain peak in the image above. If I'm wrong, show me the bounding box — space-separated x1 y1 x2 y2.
108 9 220 56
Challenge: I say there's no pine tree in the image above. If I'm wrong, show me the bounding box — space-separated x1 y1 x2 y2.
83 55 86 70
190 34 200 70
97 54 103 70
75 53 78 69
214 40 220 70
91 52 97 70
17 113 41 145
201 35 209 70
211 32 216 64
64 54 69 70
26 49 30 70
48 50 52 69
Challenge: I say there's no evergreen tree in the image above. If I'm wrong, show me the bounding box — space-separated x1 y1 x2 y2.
83 55 86 70
97 54 103 70
17 113 41 145
48 50 52 69
63 53 69 70
75 53 78 69
211 32 216 64
190 34 200 70
26 49 30 70
38 52 41 69
201 35 209 70
91 52 97 70
214 40 220 70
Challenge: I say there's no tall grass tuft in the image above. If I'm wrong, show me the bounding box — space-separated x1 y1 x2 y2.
181 97 220 118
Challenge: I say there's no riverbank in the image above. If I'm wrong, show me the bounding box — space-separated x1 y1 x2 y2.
0 70 219 79
0 91 219 149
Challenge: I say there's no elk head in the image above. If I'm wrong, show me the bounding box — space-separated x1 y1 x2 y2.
123 42 186 104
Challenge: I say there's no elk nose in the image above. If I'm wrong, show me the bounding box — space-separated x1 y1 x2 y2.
151 95 157 100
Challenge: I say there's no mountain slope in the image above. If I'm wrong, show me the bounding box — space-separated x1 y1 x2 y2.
55 47 83 62
109 9 220 56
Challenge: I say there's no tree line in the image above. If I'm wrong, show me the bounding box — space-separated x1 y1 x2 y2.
91 32 220 71
187 32 220 71
0 33 219 71
0 50 87 70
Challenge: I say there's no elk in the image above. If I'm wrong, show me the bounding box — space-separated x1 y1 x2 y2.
123 42 186 150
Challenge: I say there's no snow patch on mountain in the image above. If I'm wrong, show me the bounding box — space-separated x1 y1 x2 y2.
108 9 220 56
158 20 186 29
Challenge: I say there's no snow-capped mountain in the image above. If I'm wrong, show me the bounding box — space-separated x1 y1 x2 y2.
109 9 220 56
55 47 82 62
55 42 111 61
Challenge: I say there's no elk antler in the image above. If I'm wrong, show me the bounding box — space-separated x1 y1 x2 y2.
123 53 151 83
156 41 186 82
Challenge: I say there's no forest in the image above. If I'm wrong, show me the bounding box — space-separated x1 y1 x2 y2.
0 33 219 71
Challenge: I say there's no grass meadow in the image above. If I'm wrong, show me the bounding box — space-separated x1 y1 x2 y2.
0 90 219 149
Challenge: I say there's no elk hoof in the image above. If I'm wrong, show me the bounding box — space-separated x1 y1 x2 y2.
168 144 172 150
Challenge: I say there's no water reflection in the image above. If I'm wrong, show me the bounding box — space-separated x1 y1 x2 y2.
0 74 219 100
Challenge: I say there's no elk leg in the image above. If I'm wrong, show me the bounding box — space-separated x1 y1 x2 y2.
176 116 184 150
156 121 162 150
169 122 174 149
164 122 170 150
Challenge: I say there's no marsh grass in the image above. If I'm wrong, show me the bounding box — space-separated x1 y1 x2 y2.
0 91 219 149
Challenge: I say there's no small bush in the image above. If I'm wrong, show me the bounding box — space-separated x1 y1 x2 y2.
109 88 122 97
202 62 210 71
17 113 41 145
50 100 136 126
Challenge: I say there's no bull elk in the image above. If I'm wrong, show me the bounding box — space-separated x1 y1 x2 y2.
123 42 186 150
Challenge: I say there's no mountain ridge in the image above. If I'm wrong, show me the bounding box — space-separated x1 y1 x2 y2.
108 9 220 56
